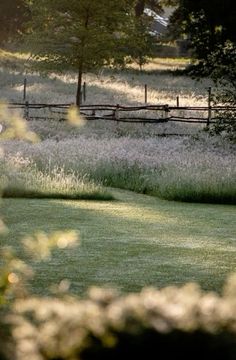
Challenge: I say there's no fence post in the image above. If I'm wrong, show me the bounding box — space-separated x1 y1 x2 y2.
83 82 86 102
164 104 169 120
115 104 120 122
144 84 148 104
177 96 179 108
23 78 27 101
24 101 29 120
207 87 212 128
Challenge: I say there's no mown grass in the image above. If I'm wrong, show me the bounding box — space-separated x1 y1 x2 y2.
2 188 236 295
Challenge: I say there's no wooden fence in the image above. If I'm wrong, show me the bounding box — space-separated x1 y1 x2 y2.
5 102 236 128
2 81 234 129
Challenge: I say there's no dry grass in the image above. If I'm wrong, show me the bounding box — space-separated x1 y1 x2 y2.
0 49 235 204
0 49 213 136
0 49 211 108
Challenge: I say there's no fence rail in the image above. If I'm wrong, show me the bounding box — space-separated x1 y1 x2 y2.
3 102 236 127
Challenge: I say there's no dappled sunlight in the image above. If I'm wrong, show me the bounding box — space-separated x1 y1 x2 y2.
49 72 77 84
2 190 236 295
58 198 236 253
127 57 191 71
57 197 179 225
13 82 58 95
0 56 211 107
12 85 24 93
82 73 209 107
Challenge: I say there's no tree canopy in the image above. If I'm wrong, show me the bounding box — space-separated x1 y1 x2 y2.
26 0 137 105
25 0 162 105
0 0 29 44
167 0 236 62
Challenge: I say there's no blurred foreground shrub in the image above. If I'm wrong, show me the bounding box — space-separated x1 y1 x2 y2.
3 275 236 360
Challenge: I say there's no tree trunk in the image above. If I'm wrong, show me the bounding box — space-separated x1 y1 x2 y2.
76 67 83 107
135 0 145 17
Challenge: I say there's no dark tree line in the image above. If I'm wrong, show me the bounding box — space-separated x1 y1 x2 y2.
0 0 29 44
166 0 236 63
2 0 235 66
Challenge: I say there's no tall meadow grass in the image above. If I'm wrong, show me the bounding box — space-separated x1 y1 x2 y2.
0 52 235 203
2 132 235 204
1 150 113 200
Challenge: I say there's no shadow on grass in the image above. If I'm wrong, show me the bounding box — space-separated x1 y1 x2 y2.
2 187 114 201
0 54 197 106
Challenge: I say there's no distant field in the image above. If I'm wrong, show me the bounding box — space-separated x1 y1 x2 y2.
0 48 214 139
0 48 210 108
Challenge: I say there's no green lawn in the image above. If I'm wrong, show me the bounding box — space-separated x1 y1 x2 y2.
1 188 236 295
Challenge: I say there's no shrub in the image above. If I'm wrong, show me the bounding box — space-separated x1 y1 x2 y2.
202 41 236 141
5 275 236 360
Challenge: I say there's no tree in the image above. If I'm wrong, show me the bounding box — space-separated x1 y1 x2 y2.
165 0 235 63
126 18 157 70
208 41 236 141
25 0 135 106
128 0 163 69
164 1 236 140
0 0 30 44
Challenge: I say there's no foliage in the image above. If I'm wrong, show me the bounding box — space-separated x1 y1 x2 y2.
5 276 236 360
24 0 164 104
0 229 79 359
124 18 157 70
0 104 39 143
206 41 236 141
204 41 236 88
25 0 136 105
0 0 30 45
165 1 236 140
167 0 236 64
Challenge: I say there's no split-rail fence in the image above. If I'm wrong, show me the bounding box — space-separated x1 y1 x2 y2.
5 102 236 128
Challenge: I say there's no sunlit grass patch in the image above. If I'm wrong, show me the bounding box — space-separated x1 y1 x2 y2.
1 159 113 201
0 48 211 111
126 57 191 72
0 48 30 72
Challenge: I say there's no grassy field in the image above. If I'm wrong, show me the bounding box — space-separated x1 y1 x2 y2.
2 131 235 204
0 49 210 109
0 50 235 295
2 188 236 295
